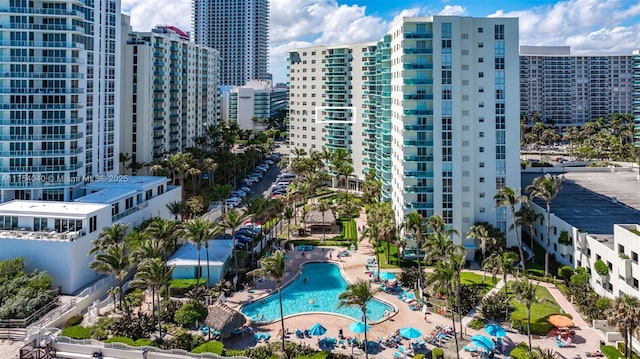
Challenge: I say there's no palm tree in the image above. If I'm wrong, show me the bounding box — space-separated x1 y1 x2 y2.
119 152 131 173
130 258 174 337
132 238 165 263
606 295 640 359
403 211 427 285
316 200 331 243
511 276 539 355
466 224 494 278
338 279 380 359
166 201 184 222
145 218 179 259
90 223 129 255
180 217 219 287
222 209 245 288
514 204 542 255
526 174 563 276
483 250 518 294
244 197 267 264
494 187 527 270
248 251 287 352
423 231 455 265
429 260 461 359
89 242 130 310
283 206 295 242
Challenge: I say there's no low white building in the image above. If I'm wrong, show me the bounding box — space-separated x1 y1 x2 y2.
523 170 640 299
167 239 234 287
0 176 181 294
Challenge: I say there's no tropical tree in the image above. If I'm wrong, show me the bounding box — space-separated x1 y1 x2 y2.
494 187 528 270
428 259 461 358
362 167 382 206
515 204 542 254
248 251 287 352
606 295 640 359
166 201 184 222
244 197 267 263
466 224 494 278
132 238 164 264
90 223 129 255
526 174 563 276
89 242 130 310
283 206 295 242
119 152 131 173
145 218 179 260
483 250 518 293
403 211 428 285
130 258 174 337
222 209 245 288
511 276 539 355
180 217 219 288
338 279 380 359
316 200 331 243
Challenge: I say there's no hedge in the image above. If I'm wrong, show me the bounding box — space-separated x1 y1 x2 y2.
191 341 224 355
104 337 153 347
432 348 444 359
168 279 201 297
61 325 91 339
509 342 529 359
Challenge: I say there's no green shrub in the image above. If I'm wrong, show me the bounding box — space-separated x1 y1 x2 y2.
125 288 144 308
601 345 625 359
467 318 485 330
413 355 425 359
510 342 529 359
594 259 609 276
432 347 444 359
557 266 574 281
168 279 200 297
63 315 84 329
61 325 92 339
191 341 224 354
174 300 207 326
104 336 153 347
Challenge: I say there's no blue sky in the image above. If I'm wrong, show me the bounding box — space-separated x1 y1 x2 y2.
122 0 640 83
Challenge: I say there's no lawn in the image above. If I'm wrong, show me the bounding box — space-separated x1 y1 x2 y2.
460 271 497 295
338 218 357 241
375 243 419 269
509 283 563 335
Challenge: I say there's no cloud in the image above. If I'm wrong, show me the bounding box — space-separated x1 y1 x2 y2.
439 5 466 16
488 0 640 54
122 0 190 32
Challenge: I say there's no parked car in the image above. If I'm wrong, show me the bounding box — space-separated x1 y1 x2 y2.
239 186 251 194
225 198 241 208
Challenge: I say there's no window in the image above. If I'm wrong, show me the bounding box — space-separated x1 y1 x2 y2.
494 24 504 40
479 162 485 168
478 57 484 63
479 177 485 183
441 22 452 38
479 147 485 152
619 244 626 254
478 27 483 33
479 207 485 213
89 215 97 233
634 278 639 289
633 251 638 263
478 72 484 78
479 192 485 198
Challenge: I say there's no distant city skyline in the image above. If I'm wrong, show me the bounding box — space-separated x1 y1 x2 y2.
122 0 640 83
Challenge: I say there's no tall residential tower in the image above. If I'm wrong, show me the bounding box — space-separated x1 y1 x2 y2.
0 0 120 202
192 0 269 86
289 16 521 251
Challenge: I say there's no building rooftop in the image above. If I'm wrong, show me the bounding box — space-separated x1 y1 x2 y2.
522 171 640 235
167 239 234 266
0 200 107 218
75 188 137 205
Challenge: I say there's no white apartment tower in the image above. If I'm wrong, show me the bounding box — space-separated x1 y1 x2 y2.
192 0 269 86
119 18 221 169
228 80 287 130
0 0 120 202
289 16 521 251
520 46 634 128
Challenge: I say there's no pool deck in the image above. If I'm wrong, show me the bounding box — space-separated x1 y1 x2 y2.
221 213 606 358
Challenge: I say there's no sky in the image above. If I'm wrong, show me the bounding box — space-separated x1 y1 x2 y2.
122 0 640 83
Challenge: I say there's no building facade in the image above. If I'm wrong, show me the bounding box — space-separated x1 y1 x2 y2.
0 176 181 293
634 49 640 147
191 0 268 86
0 0 120 202
228 80 287 130
120 18 221 168
520 46 634 128
289 16 521 250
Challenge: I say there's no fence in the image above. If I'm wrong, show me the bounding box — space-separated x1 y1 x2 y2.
55 336 251 359
0 288 60 339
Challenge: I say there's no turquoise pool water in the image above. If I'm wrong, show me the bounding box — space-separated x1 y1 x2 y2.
241 262 393 322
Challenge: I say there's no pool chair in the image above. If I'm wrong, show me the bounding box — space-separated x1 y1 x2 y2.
397 290 407 299
295 329 304 338
254 333 263 342
304 329 311 338
404 292 416 302
394 351 406 358
262 333 271 342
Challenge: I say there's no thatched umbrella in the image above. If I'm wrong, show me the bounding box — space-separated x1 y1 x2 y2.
205 305 247 336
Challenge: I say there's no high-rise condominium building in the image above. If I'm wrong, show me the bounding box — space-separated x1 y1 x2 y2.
119 18 221 169
192 0 268 86
228 80 287 130
634 49 640 147
289 16 521 251
0 0 120 202
520 46 634 128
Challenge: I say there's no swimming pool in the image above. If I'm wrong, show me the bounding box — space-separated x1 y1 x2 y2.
241 262 393 322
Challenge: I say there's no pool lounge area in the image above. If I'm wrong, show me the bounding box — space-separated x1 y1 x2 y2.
241 262 394 322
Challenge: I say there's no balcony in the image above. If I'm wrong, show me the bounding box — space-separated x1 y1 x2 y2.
405 186 434 193
0 56 80 64
0 162 83 172
404 170 433 177
404 140 433 147
404 79 433 85
404 32 433 39
403 63 433 70
403 94 433 101
0 133 83 141
405 201 434 209
404 155 433 161
0 148 83 156
404 124 433 131
404 109 433 116
0 103 82 110
404 48 432 54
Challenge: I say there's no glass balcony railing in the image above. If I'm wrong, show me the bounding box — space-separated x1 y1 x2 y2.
404 48 432 54
404 140 433 146
405 201 434 209
404 79 433 85
0 133 83 141
403 94 433 100
404 170 434 177
0 162 83 172
405 186 434 193
404 155 433 161
404 124 433 131
404 109 433 116
404 32 433 39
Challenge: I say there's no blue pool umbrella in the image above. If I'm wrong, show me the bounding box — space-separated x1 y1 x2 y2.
349 321 370 334
379 272 396 281
399 327 422 339
484 323 506 338
309 323 327 336
471 334 495 351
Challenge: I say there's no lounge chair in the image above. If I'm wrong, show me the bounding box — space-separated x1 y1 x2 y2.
254 333 263 341
304 329 311 338
262 333 271 342
295 329 304 338
394 351 406 358
397 290 407 299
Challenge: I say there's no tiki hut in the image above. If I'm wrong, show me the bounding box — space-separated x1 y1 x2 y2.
205 304 247 337
304 208 337 234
